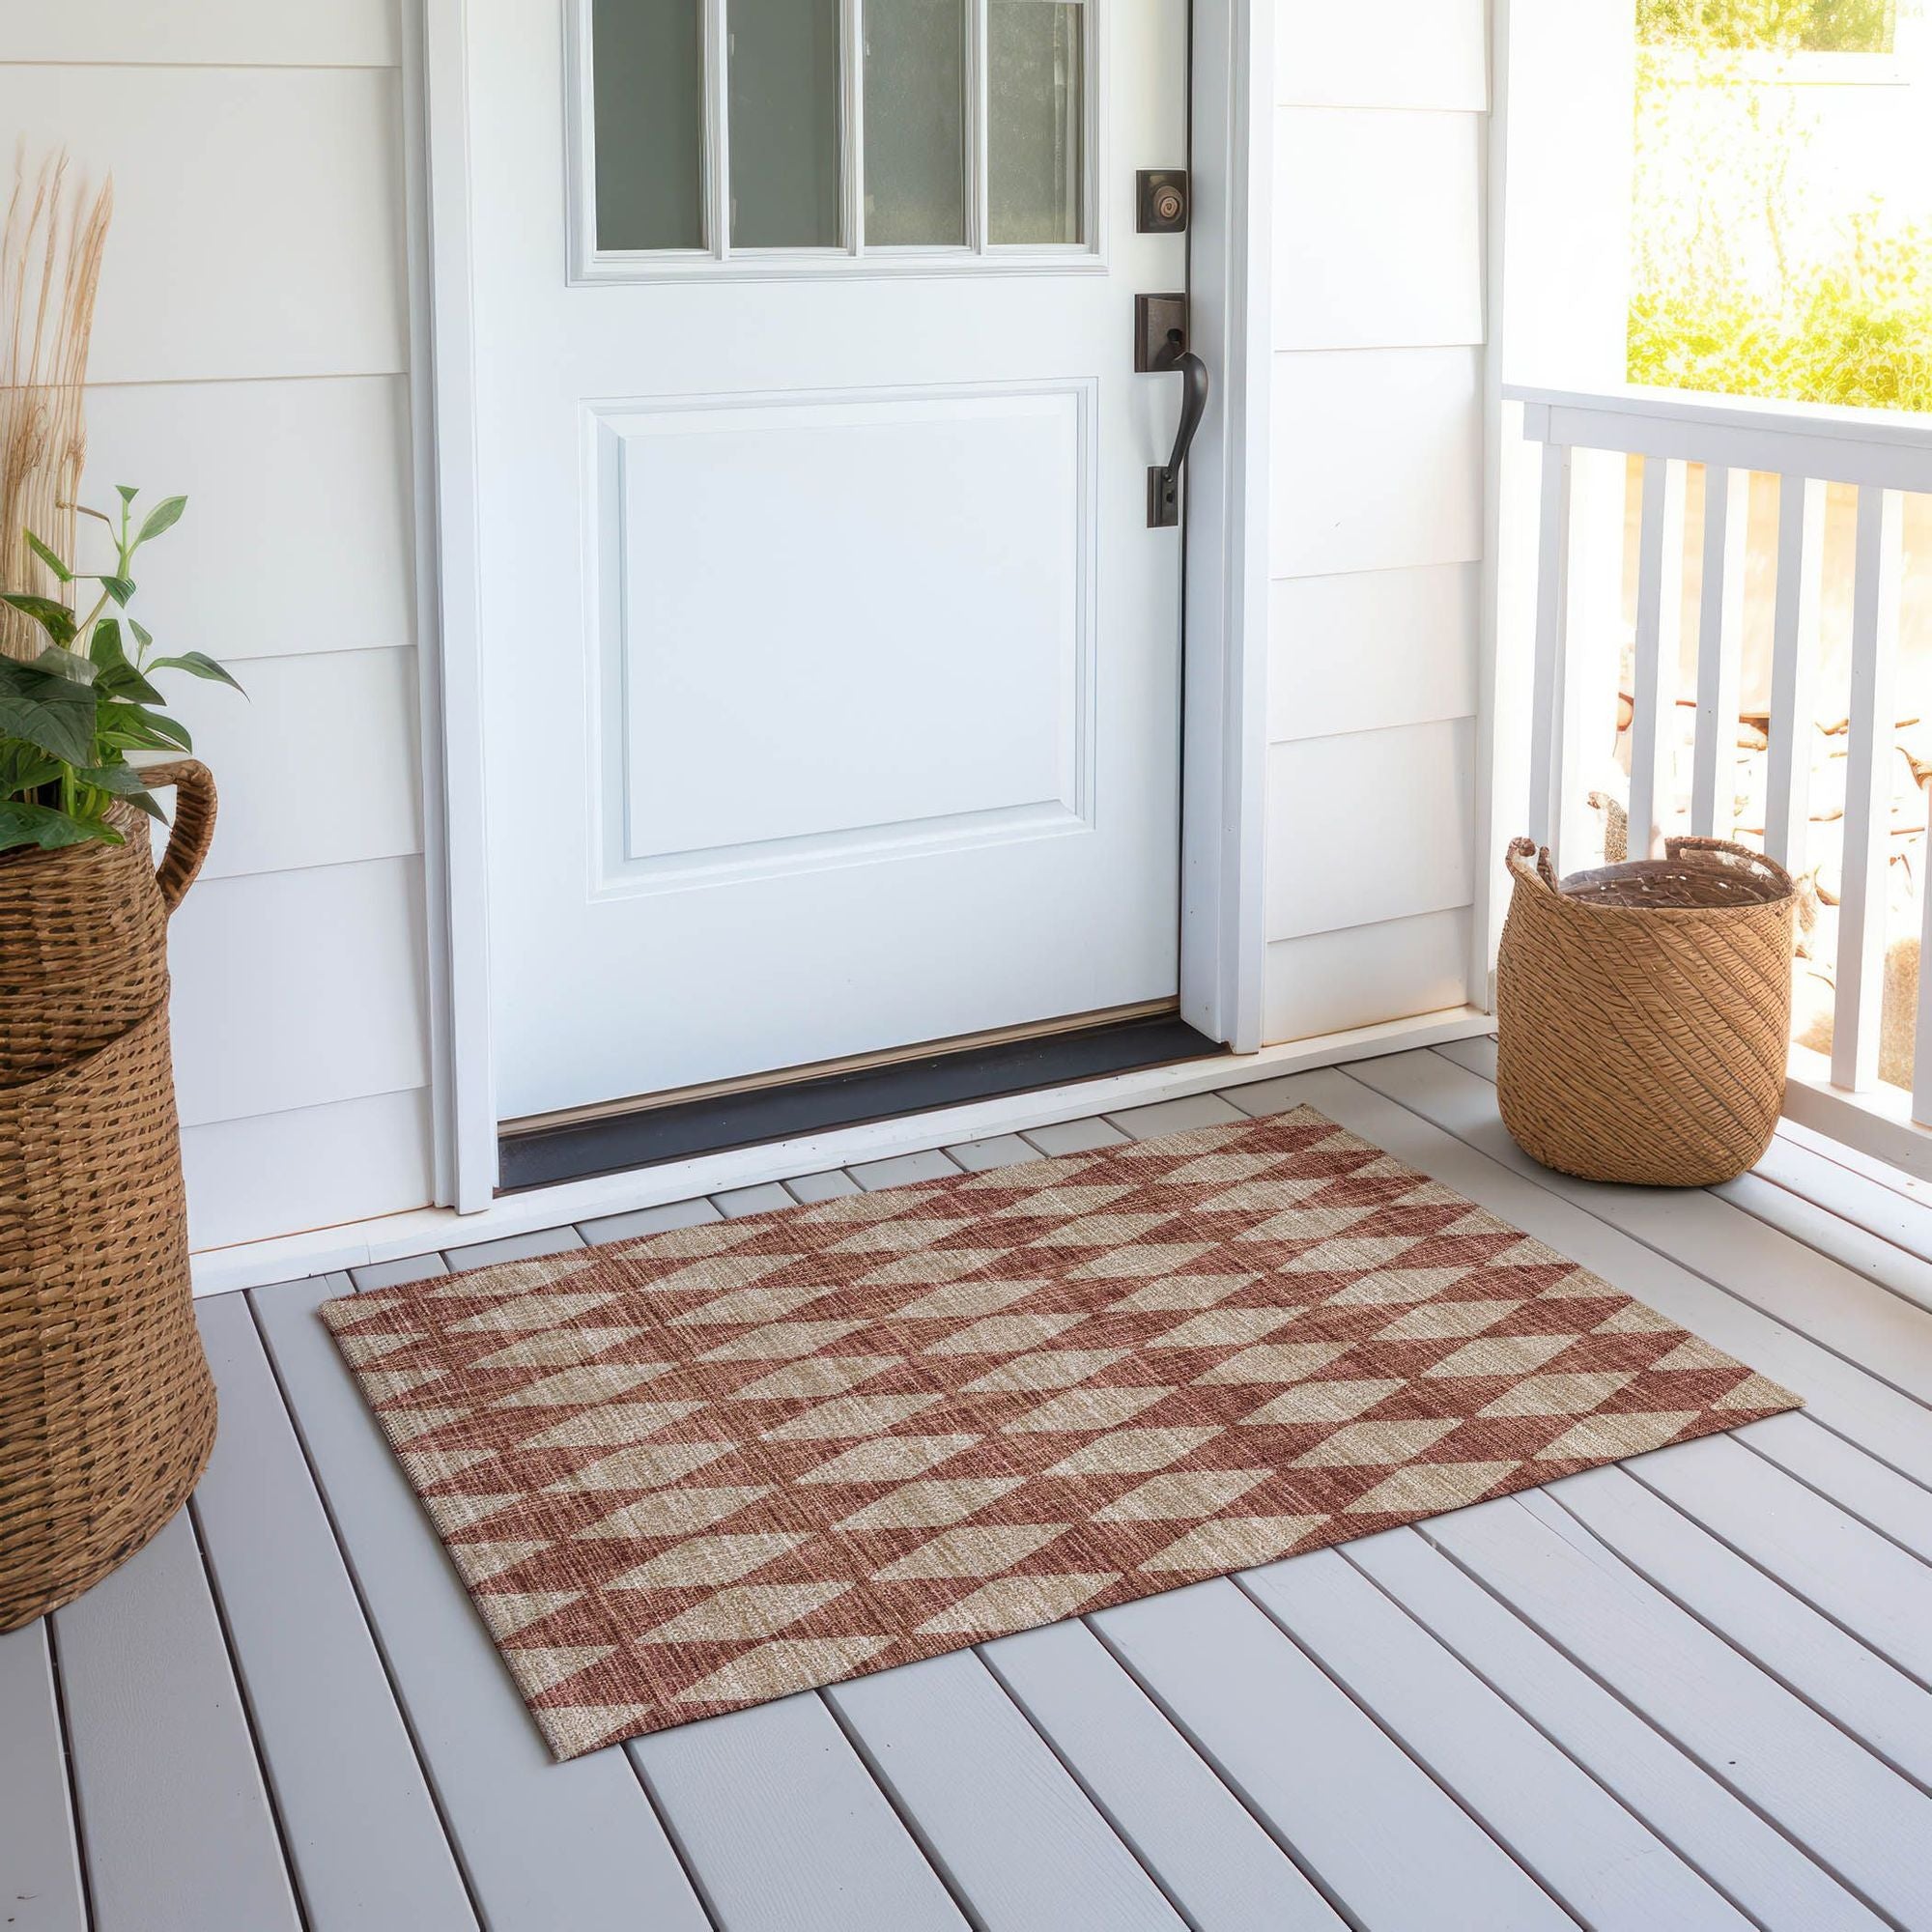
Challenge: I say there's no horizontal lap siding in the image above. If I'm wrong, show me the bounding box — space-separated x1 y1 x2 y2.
3 34 438 1247
1264 6 1491 1041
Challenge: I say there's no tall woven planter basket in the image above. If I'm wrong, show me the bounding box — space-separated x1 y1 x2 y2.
1495 834 1797 1188
0 760 219 1630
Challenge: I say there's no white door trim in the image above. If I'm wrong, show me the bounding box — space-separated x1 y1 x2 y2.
411 0 1274 1211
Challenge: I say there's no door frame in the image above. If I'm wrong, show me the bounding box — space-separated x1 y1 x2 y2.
408 0 1275 1211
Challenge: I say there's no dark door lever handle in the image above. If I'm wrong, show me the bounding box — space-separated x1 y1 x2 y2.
1148 347 1208 527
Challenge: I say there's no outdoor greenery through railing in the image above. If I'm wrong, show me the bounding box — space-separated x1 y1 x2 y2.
1630 0 1932 412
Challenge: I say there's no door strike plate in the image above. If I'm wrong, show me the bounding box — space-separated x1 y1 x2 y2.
1134 293 1188 373
1137 170 1188 234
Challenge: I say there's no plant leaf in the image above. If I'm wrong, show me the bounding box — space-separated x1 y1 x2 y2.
77 769 166 820
98 574 136 607
77 760 143 793
0 656 97 764
114 484 138 506
23 531 71 582
0 592 77 647
0 743 62 795
32 643 99 686
95 701 189 755
0 801 121 853
134 495 186 546
129 619 154 652
152 650 244 694
89 620 164 705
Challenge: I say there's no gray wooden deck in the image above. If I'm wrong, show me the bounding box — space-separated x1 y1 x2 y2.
9 1040 1932 1932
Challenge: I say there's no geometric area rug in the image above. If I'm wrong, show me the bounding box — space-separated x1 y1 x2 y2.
320 1106 1801 1760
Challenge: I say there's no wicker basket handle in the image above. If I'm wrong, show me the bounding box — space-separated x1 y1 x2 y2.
1505 837 1560 893
141 758 217 915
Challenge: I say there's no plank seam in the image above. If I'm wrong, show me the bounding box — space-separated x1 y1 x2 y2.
1225 1571 1588 1928
813 1687 994 1932
969 1642 1209 1932
616 1749 726 1932
1410 1499 1889 1920
1330 1535 1777 1931
40 1613 99 1932
1733 1427 1932 1572
183 1492 315 1932
1607 1466 1932 1719
241 1283 490 1930
1720 1172 1932 1320
1078 1612 1373 1932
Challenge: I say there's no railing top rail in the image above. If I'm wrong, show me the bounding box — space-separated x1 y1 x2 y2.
1505 383 1932 450
1505 384 1932 491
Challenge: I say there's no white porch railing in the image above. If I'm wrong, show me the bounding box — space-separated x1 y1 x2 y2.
1506 383 1932 1177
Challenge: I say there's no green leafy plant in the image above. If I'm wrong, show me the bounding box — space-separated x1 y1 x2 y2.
0 488 242 855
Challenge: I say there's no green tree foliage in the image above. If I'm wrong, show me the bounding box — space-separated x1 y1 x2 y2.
1637 0 1893 52
1627 0 1926 409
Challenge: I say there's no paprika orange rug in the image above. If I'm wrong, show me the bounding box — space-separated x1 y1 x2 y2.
322 1106 1800 1760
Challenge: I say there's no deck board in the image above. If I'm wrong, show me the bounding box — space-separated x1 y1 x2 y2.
825 1647 1187 1931
1627 1434 1932 1686
1743 1410 1932 1560
1545 1461 1932 1788
8 1052 1932 1928
1093 1577 1575 1930
980 1617 1348 1932
250 1272 712 1932
53 1510 300 1932
0 1620 86 1932
1239 1546 1752 1928
1347 1523 1885 1931
630 1690 967 1932
192 1291 478 1929
1431 1493 1932 1928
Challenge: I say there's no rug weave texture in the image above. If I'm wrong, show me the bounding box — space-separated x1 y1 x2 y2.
322 1106 1800 1759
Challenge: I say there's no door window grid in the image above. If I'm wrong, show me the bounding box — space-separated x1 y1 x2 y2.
569 0 1099 279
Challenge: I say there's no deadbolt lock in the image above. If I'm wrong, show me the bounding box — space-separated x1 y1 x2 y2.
1137 170 1188 234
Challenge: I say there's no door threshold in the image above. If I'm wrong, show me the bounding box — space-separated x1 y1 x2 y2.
187 1008 1499 1297
497 1011 1225 1194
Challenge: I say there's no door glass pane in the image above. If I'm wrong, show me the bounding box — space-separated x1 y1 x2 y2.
864 0 967 247
729 0 842 248
988 0 1084 245
592 0 705 251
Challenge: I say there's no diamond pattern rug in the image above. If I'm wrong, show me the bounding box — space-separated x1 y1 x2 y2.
321 1106 1800 1759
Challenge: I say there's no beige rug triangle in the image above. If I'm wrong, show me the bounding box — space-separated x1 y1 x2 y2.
321 1106 1800 1761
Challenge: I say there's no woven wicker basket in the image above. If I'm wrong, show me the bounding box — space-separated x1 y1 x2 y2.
1 761 219 1630
1495 834 1797 1187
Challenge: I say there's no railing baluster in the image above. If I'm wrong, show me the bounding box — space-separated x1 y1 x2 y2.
1690 468 1749 838
1834 487 1905 1092
1766 473 1827 874
1630 456 1686 860
1915 808 1932 1125
1527 439 1573 863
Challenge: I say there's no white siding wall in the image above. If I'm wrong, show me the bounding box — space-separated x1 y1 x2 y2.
0 7 438 1248
1263 0 1491 1042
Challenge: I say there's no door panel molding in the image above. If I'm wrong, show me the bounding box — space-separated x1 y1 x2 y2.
585 378 1098 894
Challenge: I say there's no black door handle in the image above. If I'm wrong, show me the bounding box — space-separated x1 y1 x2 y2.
1149 347 1208 527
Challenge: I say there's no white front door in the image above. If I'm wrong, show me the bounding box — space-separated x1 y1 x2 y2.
469 0 1192 1122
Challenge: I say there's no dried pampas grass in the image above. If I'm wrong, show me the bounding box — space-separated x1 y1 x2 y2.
1 148 112 661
